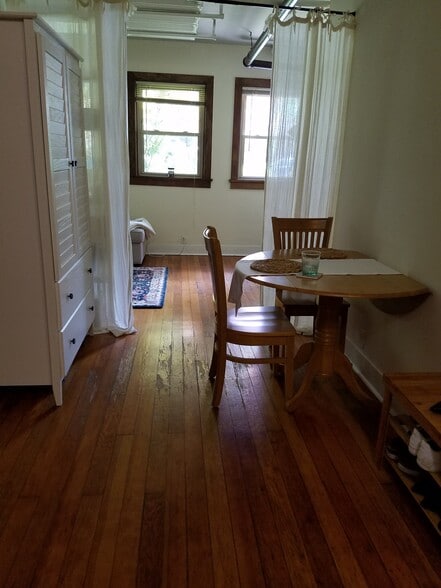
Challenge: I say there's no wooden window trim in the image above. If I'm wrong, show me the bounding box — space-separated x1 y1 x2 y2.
230 77 270 191
128 71 213 188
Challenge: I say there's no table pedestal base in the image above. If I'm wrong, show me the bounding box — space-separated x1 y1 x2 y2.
286 296 374 411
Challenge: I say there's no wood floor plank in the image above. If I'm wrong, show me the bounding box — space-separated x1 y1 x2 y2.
0 497 37 586
267 428 344 587
110 433 150 587
230 367 317 587
137 491 166 588
28 335 117 586
85 435 134 587
216 406 267 588
163 433 187 588
57 494 102 587
225 382 296 587
296 407 395 586
268 399 370 587
4 497 59 588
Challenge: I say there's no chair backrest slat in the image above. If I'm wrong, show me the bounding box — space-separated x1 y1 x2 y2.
203 226 227 333
272 217 333 250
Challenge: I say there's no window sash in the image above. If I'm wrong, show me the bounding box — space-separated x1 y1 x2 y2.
230 77 270 190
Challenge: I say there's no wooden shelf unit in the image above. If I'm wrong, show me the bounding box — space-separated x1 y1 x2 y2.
375 373 441 537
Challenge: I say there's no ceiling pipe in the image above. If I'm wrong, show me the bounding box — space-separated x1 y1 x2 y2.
242 0 298 68
242 29 272 67
248 58 272 69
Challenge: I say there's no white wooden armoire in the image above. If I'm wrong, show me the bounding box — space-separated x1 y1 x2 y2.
0 13 95 405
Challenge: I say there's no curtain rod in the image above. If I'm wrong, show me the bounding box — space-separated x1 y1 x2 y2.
202 0 356 16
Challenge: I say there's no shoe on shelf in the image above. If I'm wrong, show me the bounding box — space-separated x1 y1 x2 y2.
416 439 441 473
397 453 422 477
408 426 426 456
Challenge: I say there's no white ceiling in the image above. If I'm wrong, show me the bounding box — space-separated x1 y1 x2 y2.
128 1 364 45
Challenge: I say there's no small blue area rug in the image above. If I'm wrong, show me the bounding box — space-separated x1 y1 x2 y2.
132 267 168 308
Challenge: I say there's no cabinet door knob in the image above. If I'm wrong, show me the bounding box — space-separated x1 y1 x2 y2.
69 338 76 345
87 267 93 274
88 305 95 311
68 160 75 167
67 293 74 300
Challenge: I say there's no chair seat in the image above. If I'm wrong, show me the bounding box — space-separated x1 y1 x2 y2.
227 306 295 335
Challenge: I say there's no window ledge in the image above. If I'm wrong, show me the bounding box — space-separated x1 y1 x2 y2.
229 179 265 190
131 176 212 188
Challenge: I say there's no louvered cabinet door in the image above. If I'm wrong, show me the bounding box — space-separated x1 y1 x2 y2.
66 52 91 257
42 36 91 279
43 37 77 279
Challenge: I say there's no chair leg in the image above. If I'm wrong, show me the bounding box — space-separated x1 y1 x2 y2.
212 347 227 407
283 340 295 402
271 345 284 378
209 337 218 380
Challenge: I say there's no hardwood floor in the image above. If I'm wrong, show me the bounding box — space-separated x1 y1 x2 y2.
0 254 440 587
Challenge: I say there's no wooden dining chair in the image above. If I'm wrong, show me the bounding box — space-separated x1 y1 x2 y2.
203 226 297 408
271 216 349 350
272 216 334 250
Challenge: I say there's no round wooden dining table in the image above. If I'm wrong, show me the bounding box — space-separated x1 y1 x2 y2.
236 249 430 411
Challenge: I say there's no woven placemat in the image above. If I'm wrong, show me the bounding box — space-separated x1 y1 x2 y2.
250 259 302 274
290 248 348 260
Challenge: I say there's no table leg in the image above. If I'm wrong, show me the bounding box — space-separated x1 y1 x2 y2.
286 295 373 411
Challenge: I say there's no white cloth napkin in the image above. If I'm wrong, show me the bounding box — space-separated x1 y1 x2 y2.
228 257 401 310
318 258 400 275
228 260 259 308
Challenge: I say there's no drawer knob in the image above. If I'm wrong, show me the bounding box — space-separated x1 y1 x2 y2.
67 293 74 300
88 305 95 311
70 338 76 345
87 268 93 274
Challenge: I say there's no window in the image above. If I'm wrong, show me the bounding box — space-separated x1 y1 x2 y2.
128 72 213 188
230 77 271 190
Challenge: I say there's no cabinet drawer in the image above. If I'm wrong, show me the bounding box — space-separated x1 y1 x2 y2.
61 288 95 375
58 247 94 327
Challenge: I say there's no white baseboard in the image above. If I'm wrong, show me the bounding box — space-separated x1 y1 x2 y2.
345 338 384 402
147 243 261 256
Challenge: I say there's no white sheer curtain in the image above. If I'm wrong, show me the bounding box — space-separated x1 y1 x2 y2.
263 10 356 249
2 0 134 336
262 9 355 317
93 1 135 335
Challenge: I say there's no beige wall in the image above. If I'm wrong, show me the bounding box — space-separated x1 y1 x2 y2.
127 39 271 255
334 0 441 394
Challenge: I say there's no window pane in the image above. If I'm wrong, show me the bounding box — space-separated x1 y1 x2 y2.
138 85 204 103
242 137 267 178
143 102 200 134
142 134 199 175
243 94 270 137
